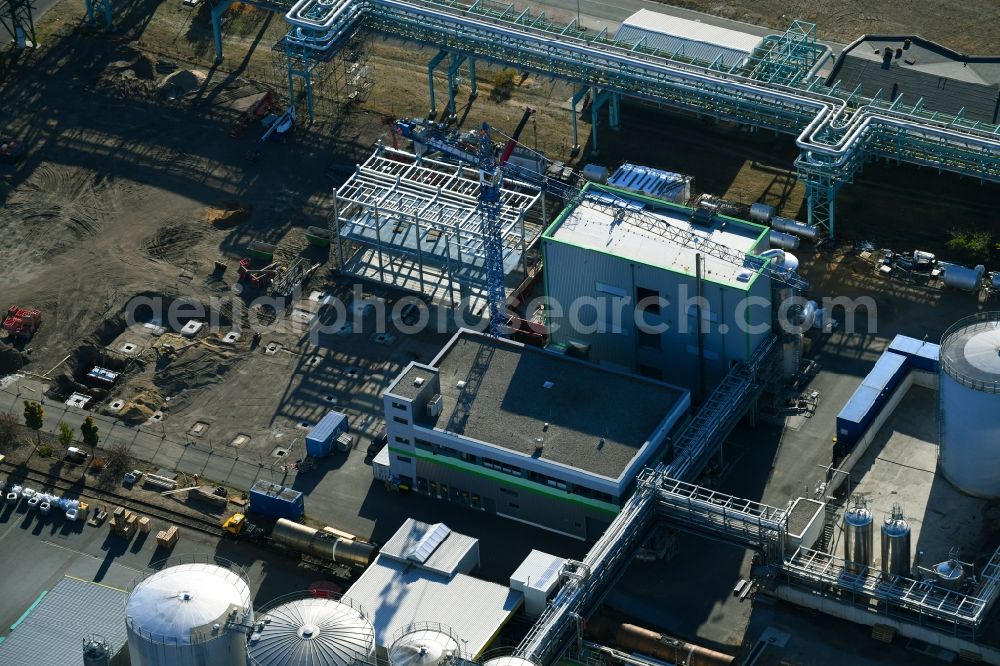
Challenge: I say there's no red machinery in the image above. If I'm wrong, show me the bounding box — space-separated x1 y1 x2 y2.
2 305 41 340
230 93 274 139
237 258 278 289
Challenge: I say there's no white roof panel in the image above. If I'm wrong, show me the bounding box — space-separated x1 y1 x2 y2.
344 558 522 658
620 9 763 53
510 550 566 595
380 518 478 576
549 191 767 289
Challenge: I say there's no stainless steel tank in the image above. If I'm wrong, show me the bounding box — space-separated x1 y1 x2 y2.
843 501 874 573
125 559 253 666
248 595 375 666
749 202 775 223
939 313 1000 497
880 505 911 577
272 519 377 567
934 559 965 590
769 230 800 250
83 636 111 666
771 216 819 241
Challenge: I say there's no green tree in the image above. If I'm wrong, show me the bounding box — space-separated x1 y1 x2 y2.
946 229 993 263
58 423 74 448
23 401 44 444
81 417 100 451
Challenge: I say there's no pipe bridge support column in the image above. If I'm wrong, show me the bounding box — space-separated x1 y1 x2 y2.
427 49 449 118
211 0 233 61
569 85 588 156
84 0 115 31
589 89 621 155
446 52 467 122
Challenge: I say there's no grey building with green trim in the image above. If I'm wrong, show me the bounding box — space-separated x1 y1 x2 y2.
382 330 690 540
542 183 773 392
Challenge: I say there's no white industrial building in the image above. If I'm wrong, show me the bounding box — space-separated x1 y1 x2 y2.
381 330 690 539
614 9 764 69
345 518 523 659
542 184 774 393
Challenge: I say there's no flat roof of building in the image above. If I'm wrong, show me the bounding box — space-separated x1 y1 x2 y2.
0 576 127 666
415 331 689 479
544 185 769 289
345 558 521 657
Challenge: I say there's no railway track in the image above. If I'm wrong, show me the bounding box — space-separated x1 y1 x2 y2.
0 462 224 538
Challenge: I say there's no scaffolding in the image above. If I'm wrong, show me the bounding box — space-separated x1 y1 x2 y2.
745 20 824 86
331 144 542 309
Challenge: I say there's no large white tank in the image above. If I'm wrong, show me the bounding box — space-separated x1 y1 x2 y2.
939 313 1000 497
125 559 253 666
249 595 375 666
484 657 537 666
389 623 462 666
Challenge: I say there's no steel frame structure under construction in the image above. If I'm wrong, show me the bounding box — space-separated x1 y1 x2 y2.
330 144 541 308
254 0 1000 238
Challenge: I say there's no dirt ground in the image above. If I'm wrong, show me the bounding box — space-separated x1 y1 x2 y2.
664 0 1000 54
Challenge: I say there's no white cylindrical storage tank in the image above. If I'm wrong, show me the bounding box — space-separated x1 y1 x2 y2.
484 657 537 666
843 502 873 573
939 313 1000 497
749 202 775 223
249 595 374 666
125 559 253 666
389 623 462 666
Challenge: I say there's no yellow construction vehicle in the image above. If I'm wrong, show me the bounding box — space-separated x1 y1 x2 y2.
222 513 266 542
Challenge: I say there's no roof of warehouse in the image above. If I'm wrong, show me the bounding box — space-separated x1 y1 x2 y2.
380 518 479 576
545 186 769 289
0 576 128 665
615 9 762 66
344 557 522 657
828 36 1000 123
407 330 688 480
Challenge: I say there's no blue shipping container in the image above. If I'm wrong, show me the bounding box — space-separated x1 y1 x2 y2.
887 334 940 373
249 481 304 520
835 351 908 449
306 411 349 458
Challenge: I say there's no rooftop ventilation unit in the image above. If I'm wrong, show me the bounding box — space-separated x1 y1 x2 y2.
413 377 425 387
426 394 443 417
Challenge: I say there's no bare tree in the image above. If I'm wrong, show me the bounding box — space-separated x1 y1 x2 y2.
104 441 132 479
0 413 18 449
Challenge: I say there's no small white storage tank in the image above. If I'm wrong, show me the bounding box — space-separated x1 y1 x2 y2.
249 595 375 666
389 623 462 666
125 559 253 666
749 202 774 223
939 313 1000 497
484 657 537 666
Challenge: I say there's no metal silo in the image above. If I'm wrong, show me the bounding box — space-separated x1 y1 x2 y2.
843 499 873 573
939 313 1000 497
388 623 462 666
880 505 911 577
248 594 374 666
484 657 537 666
125 557 253 666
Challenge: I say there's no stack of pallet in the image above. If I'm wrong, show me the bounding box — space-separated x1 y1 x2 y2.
156 525 179 548
110 507 137 538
